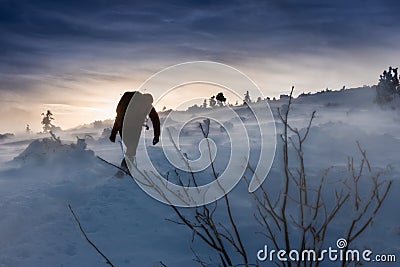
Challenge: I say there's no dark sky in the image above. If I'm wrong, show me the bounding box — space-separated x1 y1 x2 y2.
1 0 399 132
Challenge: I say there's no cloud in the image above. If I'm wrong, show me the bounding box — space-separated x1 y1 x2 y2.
1 0 400 131
1 1 398 61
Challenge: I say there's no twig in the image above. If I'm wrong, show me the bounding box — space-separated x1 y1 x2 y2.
97 156 131 176
68 204 115 267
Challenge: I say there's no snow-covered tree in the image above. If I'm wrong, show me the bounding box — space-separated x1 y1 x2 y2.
202 99 207 109
93 120 103 129
41 110 55 133
376 66 399 103
209 95 216 108
244 90 251 104
216 92 226 107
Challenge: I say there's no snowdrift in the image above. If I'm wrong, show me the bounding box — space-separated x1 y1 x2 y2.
13 138 95 167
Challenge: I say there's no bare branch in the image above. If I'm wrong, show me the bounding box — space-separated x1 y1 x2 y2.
68 204 115 267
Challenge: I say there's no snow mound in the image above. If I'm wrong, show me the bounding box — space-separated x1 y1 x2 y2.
93 127 113 143
0 133 14 141
13 138 95 167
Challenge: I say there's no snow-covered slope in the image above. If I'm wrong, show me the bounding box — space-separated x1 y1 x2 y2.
0 88 399 266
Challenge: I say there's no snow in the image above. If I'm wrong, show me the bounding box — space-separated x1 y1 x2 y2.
0 87 399 266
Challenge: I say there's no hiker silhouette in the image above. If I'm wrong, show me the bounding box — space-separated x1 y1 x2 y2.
109 91 160 176
110 91 160 145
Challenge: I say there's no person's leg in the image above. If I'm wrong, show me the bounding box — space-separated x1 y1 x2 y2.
118 129 127 169
119 131 128 171
113 128 129 178
120 158 128 170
